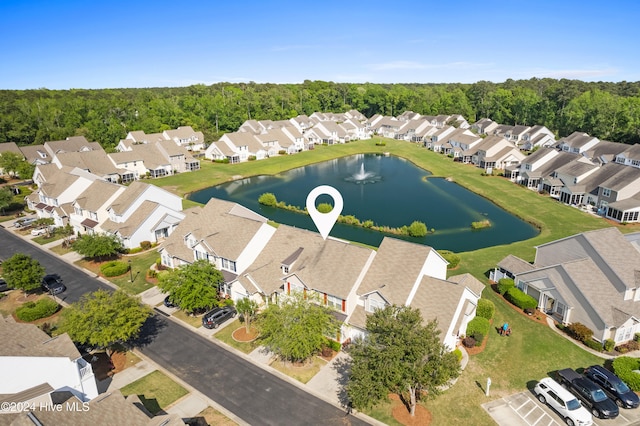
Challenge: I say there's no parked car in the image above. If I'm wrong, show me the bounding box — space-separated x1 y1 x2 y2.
534 377 593 426
584 365 640 409
556 368 618 419
0 278 11 292
202 306 237 329
30 227 49 236
14 217 37 228
41 274 66 295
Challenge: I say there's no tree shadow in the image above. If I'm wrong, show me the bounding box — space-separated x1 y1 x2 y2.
332 355 352 409
127 314 167 349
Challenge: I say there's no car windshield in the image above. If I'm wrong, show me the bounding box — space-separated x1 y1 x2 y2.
615 381 631 393
567 398 581 410
591 389 607 402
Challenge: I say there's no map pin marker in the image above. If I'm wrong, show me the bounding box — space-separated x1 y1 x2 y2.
306 185 343 240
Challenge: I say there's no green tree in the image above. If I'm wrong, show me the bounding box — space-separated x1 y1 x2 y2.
236 297 259 333
407 221 427 237
0 187 13 214
347 305 460 417
33 217 55 237
157 259 223 314
16 161 35 180
0 151 24 177
72 233 124 261
1 253 45 293
258 192 277 206
60 289 151 353
316 202 333 213
258 292 338 362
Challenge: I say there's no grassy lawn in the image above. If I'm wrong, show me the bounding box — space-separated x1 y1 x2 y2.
32 233 64 245
171 309 205 328
196 406 237 426
75 250 159 294
213 319 261 354
269 356 327 384
119 370 188 415
150 138 630 423
49 242 74 256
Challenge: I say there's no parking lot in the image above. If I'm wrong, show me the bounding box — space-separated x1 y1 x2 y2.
483 392 640 426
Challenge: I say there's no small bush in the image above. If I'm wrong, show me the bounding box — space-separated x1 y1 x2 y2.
278 150 287 155
140 241 152 250
471 220 491 229
497 278 515 295
258 193 277 207
128 247 143 254
584 339 603 351
612 357 640 391
634 332 640 342
327 339 341 352
504 287 537 310
407 221 427 237
476 299 495 320
466 316 490 338
604 339 615 352
616 340 640 353
316 203 333 213
438 250 460 269
566 322 594 342
214 158 230 164
16 298 59 322
472 332 484 346
462 336 476 348
452 348 463 362
248 155 257 161
100 260 130 277
147 269 158 278
375 141 386 146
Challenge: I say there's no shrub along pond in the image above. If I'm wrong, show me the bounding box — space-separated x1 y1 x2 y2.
190 154 538 252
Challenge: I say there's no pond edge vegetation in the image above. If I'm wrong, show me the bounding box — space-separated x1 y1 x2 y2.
258 192 432 238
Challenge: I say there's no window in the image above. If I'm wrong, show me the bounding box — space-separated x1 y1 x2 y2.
327 295 342 311
366 296 386 312
602 188 611 197
195 251 208 261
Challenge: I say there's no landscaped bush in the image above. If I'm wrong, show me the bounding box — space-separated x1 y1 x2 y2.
248 155 257 161
452 348 463 362
472 332 484 346
16 298 59 322
635 332 640 342
476 299 495 320
584 339 603 351
616 340 640 354
438 250 460 269
127 247 143 254
327 339 341 352
497 278 515 295
604 339 615 352
504 287 537 311
566 322 594 342
100 260 130 277
612 357 640 391
466 316 490 339
140 241 152 250
462 336 476 348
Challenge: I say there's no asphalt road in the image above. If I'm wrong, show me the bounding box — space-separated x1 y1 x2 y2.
0 227 368 426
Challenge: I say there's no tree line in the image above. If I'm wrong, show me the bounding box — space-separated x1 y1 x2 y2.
1 78 639 150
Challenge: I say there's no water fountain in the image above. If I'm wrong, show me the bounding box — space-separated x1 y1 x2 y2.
345 162 382 184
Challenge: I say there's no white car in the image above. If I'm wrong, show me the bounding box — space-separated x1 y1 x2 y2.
535 377 593 426
30 227 48 236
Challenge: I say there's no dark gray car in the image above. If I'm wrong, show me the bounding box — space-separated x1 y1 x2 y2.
202 306 236 329
584 365 640 409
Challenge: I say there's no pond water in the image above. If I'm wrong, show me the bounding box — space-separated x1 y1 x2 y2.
190 154 538 252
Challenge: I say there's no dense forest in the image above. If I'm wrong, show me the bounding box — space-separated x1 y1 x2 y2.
1 79 640 150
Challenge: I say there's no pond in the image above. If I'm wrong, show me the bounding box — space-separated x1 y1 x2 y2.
190 154 539 252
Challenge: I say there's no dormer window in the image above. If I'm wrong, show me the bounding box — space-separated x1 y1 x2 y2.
282 265 289 274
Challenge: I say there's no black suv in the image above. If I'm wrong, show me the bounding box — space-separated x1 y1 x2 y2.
202 306 236 329
0 278 11 292
584 365 640 408
41 274 66 295
557 368 618 419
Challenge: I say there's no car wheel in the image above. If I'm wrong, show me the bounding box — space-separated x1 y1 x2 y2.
591 408 599 418
537 394 546 404
232 312 237 318
616 399 624 408
565 418 574 426
213 323 219 329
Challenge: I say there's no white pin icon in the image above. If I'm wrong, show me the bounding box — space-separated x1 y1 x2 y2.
306 185 343 240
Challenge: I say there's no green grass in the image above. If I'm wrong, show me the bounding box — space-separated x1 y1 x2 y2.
269 356 327 384
171 309 205 328
119 370 188 415
214 319 261 354
75 250 159 294
49 242 74 256
32 233 64 245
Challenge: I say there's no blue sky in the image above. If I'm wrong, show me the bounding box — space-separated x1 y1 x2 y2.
1 0 638 90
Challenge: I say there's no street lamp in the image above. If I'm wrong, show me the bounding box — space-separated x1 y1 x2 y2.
128 259 133 282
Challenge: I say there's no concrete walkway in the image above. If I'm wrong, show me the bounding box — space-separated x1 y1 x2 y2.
306 351 350 406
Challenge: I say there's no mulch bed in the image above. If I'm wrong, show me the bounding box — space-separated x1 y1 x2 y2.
490 283 548 325
389 393 432 426
232 326 259 342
